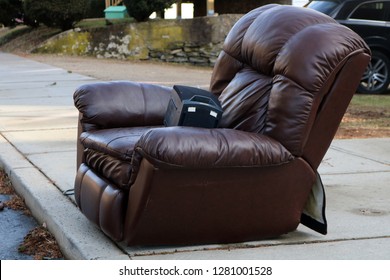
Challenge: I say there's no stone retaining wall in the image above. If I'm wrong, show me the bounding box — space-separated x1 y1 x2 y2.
35 15 242 67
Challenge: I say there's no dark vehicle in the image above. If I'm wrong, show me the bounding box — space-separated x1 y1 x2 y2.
305 0 390 94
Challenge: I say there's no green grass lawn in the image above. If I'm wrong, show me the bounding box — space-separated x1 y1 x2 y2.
351 94 390 109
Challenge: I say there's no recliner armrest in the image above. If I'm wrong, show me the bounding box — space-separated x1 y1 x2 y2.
74 81 172 131
131 127 293 180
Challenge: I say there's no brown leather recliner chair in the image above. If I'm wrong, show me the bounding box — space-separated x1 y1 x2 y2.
73 4 370 246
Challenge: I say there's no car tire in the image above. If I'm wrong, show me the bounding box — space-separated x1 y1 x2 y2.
358 50 390 94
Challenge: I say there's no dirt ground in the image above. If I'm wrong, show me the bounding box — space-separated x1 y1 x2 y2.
21 53 390 139
337 114 390 139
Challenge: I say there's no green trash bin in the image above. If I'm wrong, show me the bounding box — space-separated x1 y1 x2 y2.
104 6 128 19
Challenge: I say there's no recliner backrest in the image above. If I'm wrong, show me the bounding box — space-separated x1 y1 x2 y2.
210 4 370 159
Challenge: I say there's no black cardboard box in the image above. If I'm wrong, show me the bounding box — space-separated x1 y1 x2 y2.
164 85 223 128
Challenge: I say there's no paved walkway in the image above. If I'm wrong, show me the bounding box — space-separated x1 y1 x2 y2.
1 52 389 259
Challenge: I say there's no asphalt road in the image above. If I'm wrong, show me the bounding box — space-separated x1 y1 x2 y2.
0 194 36 260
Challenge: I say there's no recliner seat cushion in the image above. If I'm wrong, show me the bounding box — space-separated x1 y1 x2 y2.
80 127 158 189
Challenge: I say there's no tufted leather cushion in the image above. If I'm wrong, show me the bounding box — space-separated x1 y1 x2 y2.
217 67 272 132
211 5 369 156
80 127 158 189
75 164 127 241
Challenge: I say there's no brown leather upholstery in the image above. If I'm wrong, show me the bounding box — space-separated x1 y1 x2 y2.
73 5 370 245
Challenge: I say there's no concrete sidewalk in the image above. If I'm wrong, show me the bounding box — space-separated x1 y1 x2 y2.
1 52 389 260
